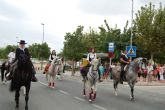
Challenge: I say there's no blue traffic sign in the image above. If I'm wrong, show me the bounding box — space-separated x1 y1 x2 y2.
126 46 136 57
108 42 114 52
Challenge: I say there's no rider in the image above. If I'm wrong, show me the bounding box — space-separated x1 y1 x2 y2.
7 40 38 82
87 48 97 65
120 50 129 84
43 50 57 74
49 50 57 62
5 49 16 76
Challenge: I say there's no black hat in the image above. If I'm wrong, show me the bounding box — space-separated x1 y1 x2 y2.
18 40 27 44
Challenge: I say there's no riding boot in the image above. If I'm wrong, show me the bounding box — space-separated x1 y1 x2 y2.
120 71 124 84
31 66 38 82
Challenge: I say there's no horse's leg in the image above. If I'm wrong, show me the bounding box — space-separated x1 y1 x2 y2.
83 76 86 96
1 68 4 82
129 81 135 101
15 87 20 108
93 80 97 100
48 75 51 87
25 84 30 110
114 80 118 96
89 88 93 102
52 75 55 88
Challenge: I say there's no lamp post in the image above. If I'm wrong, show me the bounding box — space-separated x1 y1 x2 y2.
41 23 45 70
130 0 134 61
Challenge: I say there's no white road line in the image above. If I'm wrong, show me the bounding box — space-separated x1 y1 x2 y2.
38 81 48 86
92 104 108 110
59 90 70 95
74 96 85 102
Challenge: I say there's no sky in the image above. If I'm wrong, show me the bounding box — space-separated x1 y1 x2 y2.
0 0 165 53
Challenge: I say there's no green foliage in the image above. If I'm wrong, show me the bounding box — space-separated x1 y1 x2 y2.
28 42 51 60
134 2 165 61
0 43 51 60
63 26 84 61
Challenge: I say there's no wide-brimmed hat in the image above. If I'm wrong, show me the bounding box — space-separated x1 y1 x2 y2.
18 40 27 44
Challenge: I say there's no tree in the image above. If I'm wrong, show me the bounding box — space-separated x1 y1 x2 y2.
28 42 51 60
63 26 84 75
134 3 165 61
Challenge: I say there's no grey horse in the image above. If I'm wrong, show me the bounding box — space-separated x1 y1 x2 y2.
112 57 147 100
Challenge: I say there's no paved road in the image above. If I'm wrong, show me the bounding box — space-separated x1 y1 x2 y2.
0 73 165 110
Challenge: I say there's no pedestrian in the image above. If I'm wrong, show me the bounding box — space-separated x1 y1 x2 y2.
104 62 109 80
157 64 161 81
160 64 164 80
99 63 104 81
147 62 154 82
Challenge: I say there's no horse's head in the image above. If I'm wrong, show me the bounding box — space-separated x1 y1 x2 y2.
51 58 58 65
91 59 99 71
133 57 148 71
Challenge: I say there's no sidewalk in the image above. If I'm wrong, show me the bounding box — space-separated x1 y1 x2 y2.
36 70 165 86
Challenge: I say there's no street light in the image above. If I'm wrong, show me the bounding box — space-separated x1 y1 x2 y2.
130 0 134 61
41 23 45 70
41 23 45 44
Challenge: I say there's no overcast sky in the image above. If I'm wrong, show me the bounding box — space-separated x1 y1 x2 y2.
0 0 165 53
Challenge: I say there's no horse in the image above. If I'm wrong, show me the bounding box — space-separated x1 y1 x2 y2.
47 58 62 88
9 53 33 110
112 57 147 101
0 61 10 84
80 59 100 102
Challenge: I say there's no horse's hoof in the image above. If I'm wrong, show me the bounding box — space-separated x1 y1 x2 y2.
83 94 86 97
25 106 28 110
89 99 92 102
15 104 19 108
130 97 135 101
114 92 118 96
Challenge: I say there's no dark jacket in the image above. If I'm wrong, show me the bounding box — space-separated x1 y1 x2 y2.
14 48 30 62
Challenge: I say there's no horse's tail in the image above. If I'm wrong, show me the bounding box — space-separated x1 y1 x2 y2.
9 80 16 92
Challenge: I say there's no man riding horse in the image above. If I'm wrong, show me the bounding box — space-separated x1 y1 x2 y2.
7 40 38 82
120 50 130 84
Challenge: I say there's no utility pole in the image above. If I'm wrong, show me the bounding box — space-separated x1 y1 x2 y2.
41 23 45 70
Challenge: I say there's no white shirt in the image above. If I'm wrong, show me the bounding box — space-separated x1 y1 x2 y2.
8 52 15 63
87 53 97 62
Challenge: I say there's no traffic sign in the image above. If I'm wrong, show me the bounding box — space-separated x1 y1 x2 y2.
126 46 136 57
108 42 114 52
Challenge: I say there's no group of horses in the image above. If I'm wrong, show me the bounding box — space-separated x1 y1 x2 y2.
80 57 148 102
0 54 147 110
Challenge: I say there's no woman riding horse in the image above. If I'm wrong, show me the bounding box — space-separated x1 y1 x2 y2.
43 50 57 74
1 49 15 83
7 40 37 82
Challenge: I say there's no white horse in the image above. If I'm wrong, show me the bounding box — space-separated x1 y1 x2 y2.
47 58 61 88
56 59 64 80
83 59 99 102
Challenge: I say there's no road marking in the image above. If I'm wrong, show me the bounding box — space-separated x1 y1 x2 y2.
92 104 108 110
38 81 48 86
74 96 85 102
59 90 70 95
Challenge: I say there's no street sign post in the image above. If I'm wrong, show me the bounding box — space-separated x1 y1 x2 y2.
108 42 114 66
126 46 136 57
